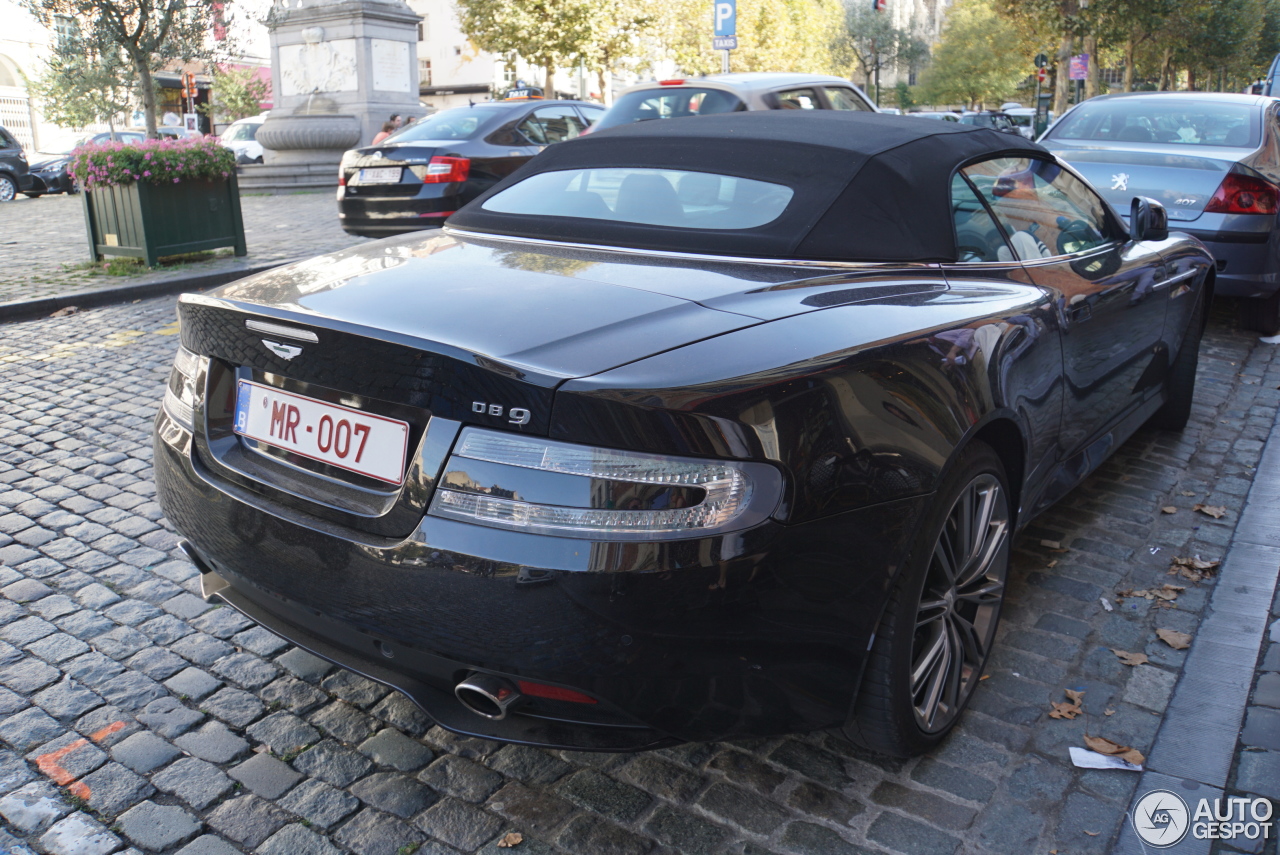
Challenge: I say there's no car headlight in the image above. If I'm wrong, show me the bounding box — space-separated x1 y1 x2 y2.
163 345 205 431
427 428 783 541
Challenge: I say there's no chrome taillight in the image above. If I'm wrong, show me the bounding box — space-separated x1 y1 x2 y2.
162 345 205 431
427 428 783 541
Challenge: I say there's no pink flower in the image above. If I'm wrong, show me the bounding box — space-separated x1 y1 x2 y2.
143 171 151 177
173 178 180 183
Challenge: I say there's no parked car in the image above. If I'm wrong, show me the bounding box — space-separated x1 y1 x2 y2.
156 111 1212 756
590 73 877 132
336 99 605 237
24 131 147 198
0 125 33 202
910 111 961 122
958 111 1020 134
1042 91 1280 331
1004 107 1037 139
220 114 268 164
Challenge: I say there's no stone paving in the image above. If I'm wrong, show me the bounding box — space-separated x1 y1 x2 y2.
0 191 367 304
0 294 1274 855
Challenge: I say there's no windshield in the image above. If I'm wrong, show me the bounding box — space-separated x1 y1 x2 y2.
223 123 260 142
593 88 745 131
1049 98 1260 147
482 167 793 230
382 106 501 143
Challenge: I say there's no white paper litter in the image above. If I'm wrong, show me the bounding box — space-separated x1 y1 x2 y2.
1260 334 1280 344
1069 747 1143 772
1100 597 1113 612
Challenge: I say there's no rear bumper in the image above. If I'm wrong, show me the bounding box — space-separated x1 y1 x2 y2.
154 407 924 750
337 187 461 236
1178 228 1278 298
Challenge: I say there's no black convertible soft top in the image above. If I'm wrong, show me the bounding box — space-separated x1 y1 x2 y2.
447 110 1046 263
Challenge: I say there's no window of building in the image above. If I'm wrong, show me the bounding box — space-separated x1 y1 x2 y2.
419 59 432 86
53 15 78 47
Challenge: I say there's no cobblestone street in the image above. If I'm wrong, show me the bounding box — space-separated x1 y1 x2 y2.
0 192 366 304
0 294 1275 855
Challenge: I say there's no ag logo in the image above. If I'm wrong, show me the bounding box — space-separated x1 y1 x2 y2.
1132 789 1190 847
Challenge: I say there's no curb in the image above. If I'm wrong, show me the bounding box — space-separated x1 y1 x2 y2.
0 262 284 323
1113 417 1280 854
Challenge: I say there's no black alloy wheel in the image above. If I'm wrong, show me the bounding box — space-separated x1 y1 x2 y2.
842 441 1011 756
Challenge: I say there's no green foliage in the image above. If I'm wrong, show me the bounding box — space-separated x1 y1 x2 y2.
69 137 235 190
28 36 134 130
660 0 845 76
201 67 269 123
919 0 1027 108
456 0 595 91
895 81 915 111
20 0 230 136
836 3 929 96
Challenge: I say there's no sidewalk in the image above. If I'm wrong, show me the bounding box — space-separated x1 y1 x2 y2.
0 191 367 308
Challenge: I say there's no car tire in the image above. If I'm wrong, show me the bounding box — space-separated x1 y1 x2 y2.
1240 290 1280 336
1149 291 1206 431
840 440 1011 757
0 175 16 202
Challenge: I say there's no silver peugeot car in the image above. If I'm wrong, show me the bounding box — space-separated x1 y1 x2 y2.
1042 92 1280 332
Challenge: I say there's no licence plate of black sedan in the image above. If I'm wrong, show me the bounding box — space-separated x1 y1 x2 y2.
233 381 409 484
358 167 402 184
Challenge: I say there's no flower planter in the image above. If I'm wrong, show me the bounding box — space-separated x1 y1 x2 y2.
82 174 247 267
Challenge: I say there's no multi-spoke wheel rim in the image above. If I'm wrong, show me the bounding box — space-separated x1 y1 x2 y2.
911 473 1009 733
0 179 13 202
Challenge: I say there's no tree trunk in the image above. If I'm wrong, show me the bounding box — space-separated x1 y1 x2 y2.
1159 48 1173 90
597 68 610 105
1053 34 1073 116
1187 66 1196 91
544 60 555 98
134 57 159 138
1084 34 1099 99
1122 39 1135 92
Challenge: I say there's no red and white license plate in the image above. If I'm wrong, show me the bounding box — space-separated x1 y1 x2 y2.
233 381 409 484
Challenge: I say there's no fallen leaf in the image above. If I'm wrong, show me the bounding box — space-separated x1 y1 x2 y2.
1050 689 1085 720
1047 559 1058 568
1041 539 1061 549
1169 556 1220 583
497 832 524 848
1152 585 1184 602
1084 735 1145 766
49 306 79 318
1112 649 1149 666
1180 490 1196 497
1157 628 1192 650
1194 504 1227 519
1085 830 1100 836
979 674 990 681
1104 708 1116 716
1161 506 1177 514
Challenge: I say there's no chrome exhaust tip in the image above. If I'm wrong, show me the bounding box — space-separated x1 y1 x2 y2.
455 673 520 720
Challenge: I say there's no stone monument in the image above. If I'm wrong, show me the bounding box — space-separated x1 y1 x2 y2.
240 0 422 191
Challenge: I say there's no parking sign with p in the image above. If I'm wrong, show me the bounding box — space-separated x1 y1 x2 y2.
713 0 737 50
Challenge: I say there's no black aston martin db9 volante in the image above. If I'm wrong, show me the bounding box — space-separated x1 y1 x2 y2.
155 112 1212 756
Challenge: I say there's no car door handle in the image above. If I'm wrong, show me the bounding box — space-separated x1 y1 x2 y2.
1152 269 1198 292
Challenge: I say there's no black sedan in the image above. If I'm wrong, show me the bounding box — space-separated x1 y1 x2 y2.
25 131 148 197
155 111 1211 756
337 99 605 237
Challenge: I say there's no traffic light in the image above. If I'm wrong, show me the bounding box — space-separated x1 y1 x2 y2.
184 73 197 99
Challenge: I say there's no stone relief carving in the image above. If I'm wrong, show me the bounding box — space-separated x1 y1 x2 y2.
279 27 358 96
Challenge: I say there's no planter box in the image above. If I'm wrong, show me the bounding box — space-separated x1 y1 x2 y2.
82 175 247 267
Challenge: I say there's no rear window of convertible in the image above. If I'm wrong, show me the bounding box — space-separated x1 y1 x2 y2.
481 167 795 230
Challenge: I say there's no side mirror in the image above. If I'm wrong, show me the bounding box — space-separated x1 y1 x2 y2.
1130 196 1169 242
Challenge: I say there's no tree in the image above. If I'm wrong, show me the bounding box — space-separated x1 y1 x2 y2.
578 0 656 105
21 0 227 137
28 34 135 131
918 0 1027 109
456 0 595 96
201 66 270 123
657 0 845 77
837 3 929 104
895 80 914 110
